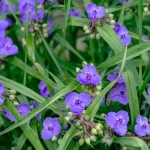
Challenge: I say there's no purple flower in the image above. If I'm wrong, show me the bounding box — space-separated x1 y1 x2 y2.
0 37 18 56
0 0 16 15
134 115 150 137
142 34 149 42
101 96 106 104
31 100 41 121
17 103 31 123
38 0 45 4
120 0 132 4
118 26 131 46
41 117 61 140
48 0 55 2
38 81 51 98
69 9 82 18
2 109 15 122
65 92 91 115
105 110 129 136
148 87 150 99
114 23 131 46
86 3 106 21
0 82 4 105
30 10 45 21
47 18 53 35
109 83 128 105
107 72 124 84
77 64 101 85
0 19 9 37
5 18 13 27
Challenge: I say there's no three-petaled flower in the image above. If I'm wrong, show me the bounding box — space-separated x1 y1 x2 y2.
65 92 91 115
41 117 61 140
105 110 129 136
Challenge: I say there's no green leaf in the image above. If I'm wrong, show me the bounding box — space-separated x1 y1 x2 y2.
17 133 27 150
0 78 79 136
83 0 91 7
54 34 85 61
123 71 140 129
64 0 71 30
85 80 117 120
7 57 57 88
4 100 45 150
97 41 150 70
57 126 76 150
118 1 126 25
34 62 46 76
113 137 149 150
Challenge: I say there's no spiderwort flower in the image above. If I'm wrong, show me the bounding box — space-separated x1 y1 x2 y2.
65 92 91 115
17 103 31 123
69 9 82 18
47 18 53 35
41 117 61 140
86 3 106 21
38 81 51 98
31 100 41 121
114 23 121 34
2 109 15 122
0 37 18 56
109 83 128 105
105 110 129 136
119 0 132 4
107 72 124 84
0 19 9 37
134 115 150 137
77 64 101 85
0 82 4 105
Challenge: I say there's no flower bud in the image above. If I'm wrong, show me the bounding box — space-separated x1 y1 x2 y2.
106 138 113 146
9 95 15 101
110 20 116 25
95 124 101 131
52 136 57 141
90 135 96 142
42 23 48 28
58 139 61 144
65 116 70 122
13 101 19 106
76 67 81 73
144 7 149 13
91 128 97 135
42 28 48 33
66 105 69 110
96 33 100 40
109 14 114 19
122 146 128 150
21 27 25 31
90 34 95 39
22 38 26 46
96 85 101 90
79 138 84 146
37 5 44 9
9 90 16 95
68 112 73 116
79 125 83 129
43 33 48 38
85 29 90 34
82 61 87 66
85 137 90 145
83 25 88 31
95 91 100 96
98 130 103 135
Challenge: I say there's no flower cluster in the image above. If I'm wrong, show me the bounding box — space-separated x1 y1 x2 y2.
0 0 16 15
0 82 4 105
38 81 51 98
106 110 129 136
114 23 131 46
65 92 91 115
18 0 45 22
86 3 106 21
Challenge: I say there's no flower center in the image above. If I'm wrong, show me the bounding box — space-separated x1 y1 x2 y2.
75 98 81 105
47 125 53 130
5 44 11 50
85 72 92 80
92 9 97 14
119 90 126 96
117 118 123 124
18 110 24 116
121 34 127 39
143 124 148 128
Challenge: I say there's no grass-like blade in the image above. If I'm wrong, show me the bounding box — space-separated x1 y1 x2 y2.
16 133 27 150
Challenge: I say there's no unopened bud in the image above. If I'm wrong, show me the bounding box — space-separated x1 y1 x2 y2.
21 27 25 31
83 25 88 31
98 130 103 135
90 34 95 39
37 5 44 9
13 101 19 106
85 137 90 145
82 61 87 66
96 85 101 90
106 138 113 146
79 125 83 129
76 67 81 73
85 29 90 34
96 33 100 40
100 113 106 119
79 138 84 146
52 136 57 141
65 116 70 122
95 91 100 96
90 135 96 142
109 14 114 19
43 33 48 38
144 7 149 13
22 38 26 46
42 23 48 28
91 128 97 135
68 112 73 116
75 122 80 127
110 20 116 25
9 95 15 101
95 124 101 131
9 90 16 95
43 28 48 33
122 146 128 150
